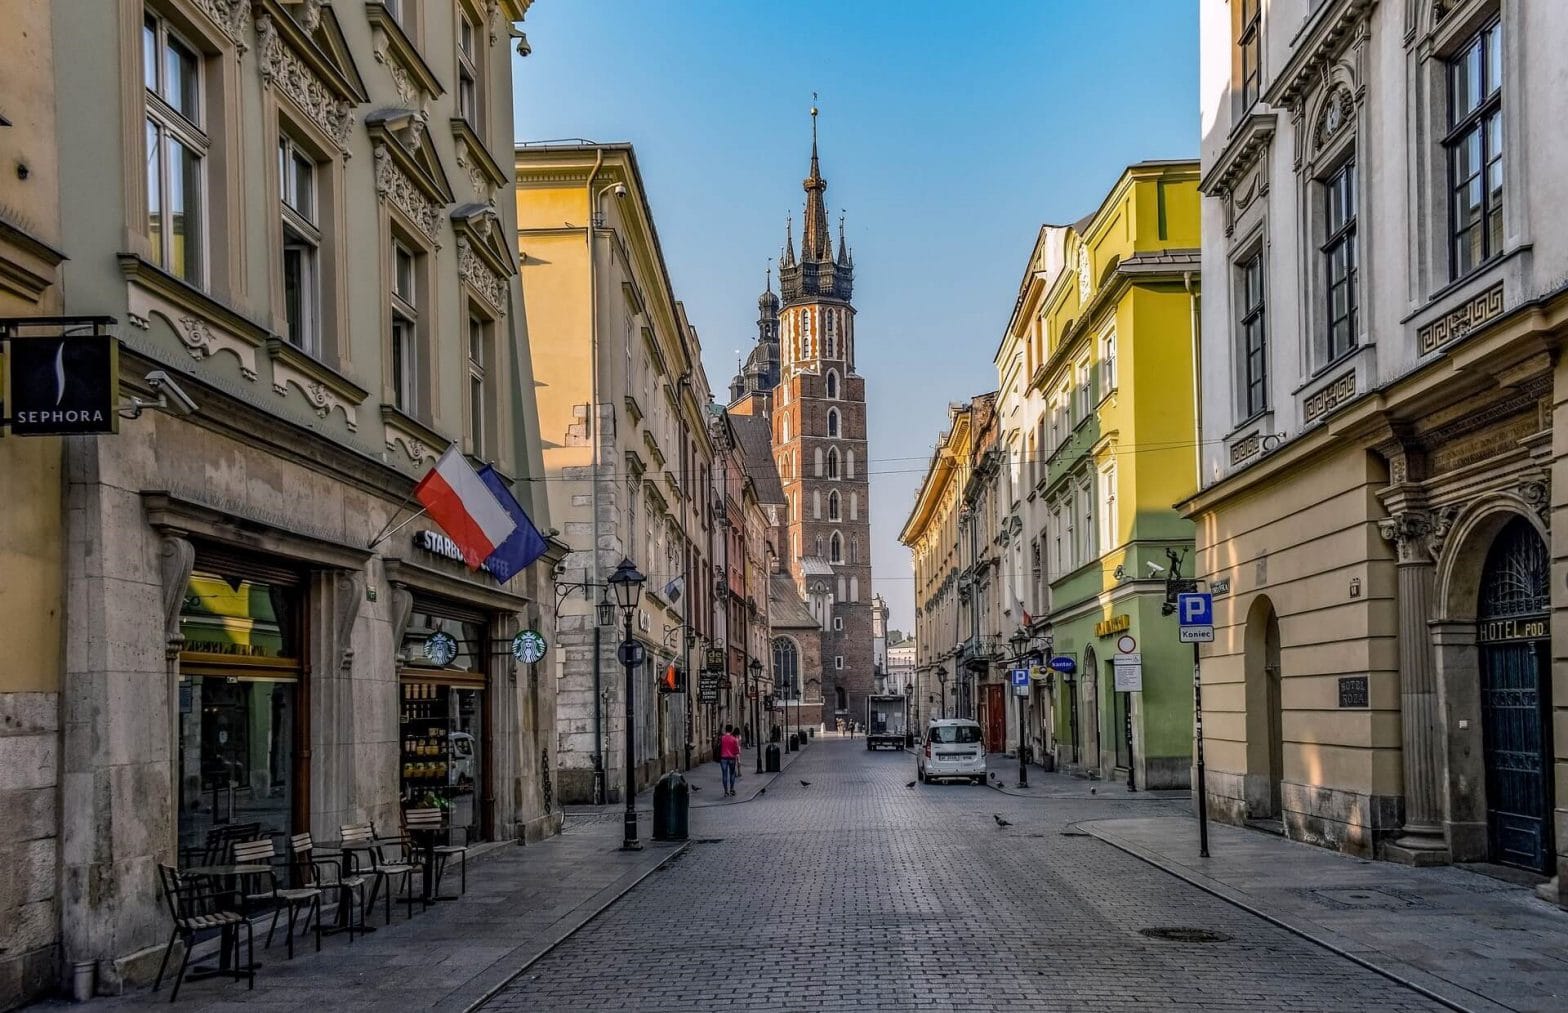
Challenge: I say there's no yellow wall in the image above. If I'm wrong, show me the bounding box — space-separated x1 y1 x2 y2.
0 437 62 693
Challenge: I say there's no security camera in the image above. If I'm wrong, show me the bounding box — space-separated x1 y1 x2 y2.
145 370 197 415
1146 561 1166 577
514 31 532 58
612 182 627 199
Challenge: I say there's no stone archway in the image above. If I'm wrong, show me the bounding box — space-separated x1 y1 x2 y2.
1243 595 1284 822
1432 496 1553 866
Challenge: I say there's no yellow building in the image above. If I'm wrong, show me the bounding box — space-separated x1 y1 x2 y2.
515 143 715 802
1023 161 1201 787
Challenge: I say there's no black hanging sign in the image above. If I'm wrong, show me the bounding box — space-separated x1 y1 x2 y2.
5 335 119 436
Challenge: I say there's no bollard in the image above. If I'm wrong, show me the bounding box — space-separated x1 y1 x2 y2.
788 732 799 751
651 771 688 841
70 961 95 1002
765 742 781 773
808 727 815 739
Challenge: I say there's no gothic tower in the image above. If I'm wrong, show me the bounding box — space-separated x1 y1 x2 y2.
748 107 873 729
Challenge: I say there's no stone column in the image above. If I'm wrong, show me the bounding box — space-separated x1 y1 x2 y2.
1378 510 1451 864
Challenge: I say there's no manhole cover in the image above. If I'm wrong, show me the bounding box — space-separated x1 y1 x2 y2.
1139 927 1232 943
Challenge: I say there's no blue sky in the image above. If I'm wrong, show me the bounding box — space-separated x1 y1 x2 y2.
513 1 1198 634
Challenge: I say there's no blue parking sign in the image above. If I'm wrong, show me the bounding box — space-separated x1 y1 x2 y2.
1010 669 1029 688
1177 593 1213 627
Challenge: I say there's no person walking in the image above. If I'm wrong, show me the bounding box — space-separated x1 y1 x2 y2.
720 725 741 796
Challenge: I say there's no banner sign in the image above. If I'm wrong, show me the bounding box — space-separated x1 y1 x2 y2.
5 335 119 435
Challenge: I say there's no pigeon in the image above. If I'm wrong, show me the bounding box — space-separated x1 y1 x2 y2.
799 780 812 787
690 785 701 792
1090 788 1097 795
905 781 917 788
993 814 1012 828
757 788 766 796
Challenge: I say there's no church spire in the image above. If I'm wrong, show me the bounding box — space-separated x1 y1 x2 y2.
801 99 831 262
781 212 795 268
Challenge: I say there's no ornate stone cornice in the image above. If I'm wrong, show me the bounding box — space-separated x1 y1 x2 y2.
254 6 364 156
1199 111 1277 199
382 404 445 468
365 1 444 106
374 142 444 245
1265 0 1378 113
458 238 507 315
266 337 369 430
196 0 252 50
121 254 268 380
1377 509 1433 564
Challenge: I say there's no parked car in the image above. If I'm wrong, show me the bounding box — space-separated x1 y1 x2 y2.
917 719 986 784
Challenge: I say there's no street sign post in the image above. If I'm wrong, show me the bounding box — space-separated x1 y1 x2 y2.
1177 592 1213 643
1112 654 1142 692
1010 668 1030 697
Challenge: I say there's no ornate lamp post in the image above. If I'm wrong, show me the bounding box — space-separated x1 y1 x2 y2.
1009 628 1030 788
749 657 764 772
935 664 948 720
608 557 646 851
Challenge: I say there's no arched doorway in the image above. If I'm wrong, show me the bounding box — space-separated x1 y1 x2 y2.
1476 517 1555 872
1243 596 1284 821
1081 647 1099 775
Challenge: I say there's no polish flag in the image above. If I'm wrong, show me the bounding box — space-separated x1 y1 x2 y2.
413 446 517 568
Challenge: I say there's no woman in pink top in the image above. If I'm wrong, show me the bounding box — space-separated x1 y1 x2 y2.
719 725 741 796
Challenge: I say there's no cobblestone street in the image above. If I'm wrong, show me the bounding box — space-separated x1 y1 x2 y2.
482 738 1444 1013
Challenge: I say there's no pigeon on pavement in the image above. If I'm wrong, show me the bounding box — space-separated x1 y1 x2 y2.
690 785 701 792
993 814 1012 827
757 788 765 796
799 780 812 787
905 781 917 788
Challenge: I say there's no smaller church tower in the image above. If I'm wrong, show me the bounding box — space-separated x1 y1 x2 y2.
732 267 781 402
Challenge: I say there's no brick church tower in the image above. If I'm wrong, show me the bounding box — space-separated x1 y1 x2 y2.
734 107 874 728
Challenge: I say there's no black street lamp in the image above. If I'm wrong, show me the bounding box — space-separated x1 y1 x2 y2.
935 664 948 720
596 590 615 629
608 557 646 851
1009 628 1031 789
749 657 763 773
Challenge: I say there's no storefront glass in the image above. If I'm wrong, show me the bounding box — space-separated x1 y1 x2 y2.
400 608 487 840
177 570 300 860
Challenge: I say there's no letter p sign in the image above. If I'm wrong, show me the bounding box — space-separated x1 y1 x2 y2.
1177 593 1213 627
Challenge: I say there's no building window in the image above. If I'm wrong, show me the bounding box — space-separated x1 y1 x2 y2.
846 450 855 479
1098 463 1117 552
143 10 207 284
467 313 491 459
834 656 844 671
781 415 790 442
391 241 420 414
812 490 821 519
814 534 823 557
849 535 859 564
833 617 844 632
849 492 858 520
1100 329 1117 393
1322 161 1358 364
457 7 481 131
279 134 320 356
1062 499 1075 572
1050 507 1063 577
827 447 840 479
1239 251 1267 417
1079 479 1094 562
830 532 843 563
825 369 839 398
828 491 840 520
1238 0 1261 111
1447 18 1503 280
827 407 840 437
1075 359 1093 420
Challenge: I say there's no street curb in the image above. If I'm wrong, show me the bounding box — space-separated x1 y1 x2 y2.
459 839 690 1012
1079 820 1506 1013
690 739 807 808
984 780 1188 802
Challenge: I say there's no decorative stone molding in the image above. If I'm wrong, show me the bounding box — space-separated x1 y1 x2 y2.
381 404 444 467
1427 503 1462 561
453 143 492 201
1378 510 1433 564
196 0 251 50
1517 477 1550 525
121 255 267 380
1199 112 1276 238
256 12 356 155
1265 0 1377 114
1302 369 1357 423
458 237 507 315
374 142 443 245
266 337 368 430
1313 86 1355 151
332 570 364 670
160 535 197 659
390 582 414 663
366 2 443 107
1417 282 1505 355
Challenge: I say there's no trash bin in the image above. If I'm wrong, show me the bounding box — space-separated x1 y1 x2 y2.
808 727 815 739
788 732 799 751
652 771 688 841
765 742 781 773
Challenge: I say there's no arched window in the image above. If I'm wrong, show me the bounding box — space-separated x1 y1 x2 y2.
827 447 840 479
825 312 837 359
814 447 824 477
812 490 821 519
828 491 840 520
849 534 860 563
830 532 843 563
849 492 859 520
826 408 839 437
849 575 859 601
814 534 823 557
773 637 800 699
846 450 855 479
781 415 790 442
825 369 839 399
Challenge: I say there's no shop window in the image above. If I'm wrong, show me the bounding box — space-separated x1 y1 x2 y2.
399 607 489 840
177 569 301 860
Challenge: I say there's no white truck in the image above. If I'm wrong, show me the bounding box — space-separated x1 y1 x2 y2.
866 694 907 750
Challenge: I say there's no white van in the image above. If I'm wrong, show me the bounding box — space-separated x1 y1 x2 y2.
917 719 986 784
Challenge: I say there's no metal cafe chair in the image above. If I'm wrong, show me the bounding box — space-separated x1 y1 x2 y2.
339 822 422 923
402 807 471 898
230 838 323 958
289 832 367 941
153 865 253 1002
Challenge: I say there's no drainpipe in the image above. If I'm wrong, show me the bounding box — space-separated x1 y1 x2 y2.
1184 271 1202 491
587 150 605 804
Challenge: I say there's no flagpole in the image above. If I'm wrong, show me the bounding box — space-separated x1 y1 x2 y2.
368 505 429 550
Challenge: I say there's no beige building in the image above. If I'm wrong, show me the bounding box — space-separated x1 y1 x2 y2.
0 1 556 1003
515 143 716 802
1194 0 1568 903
